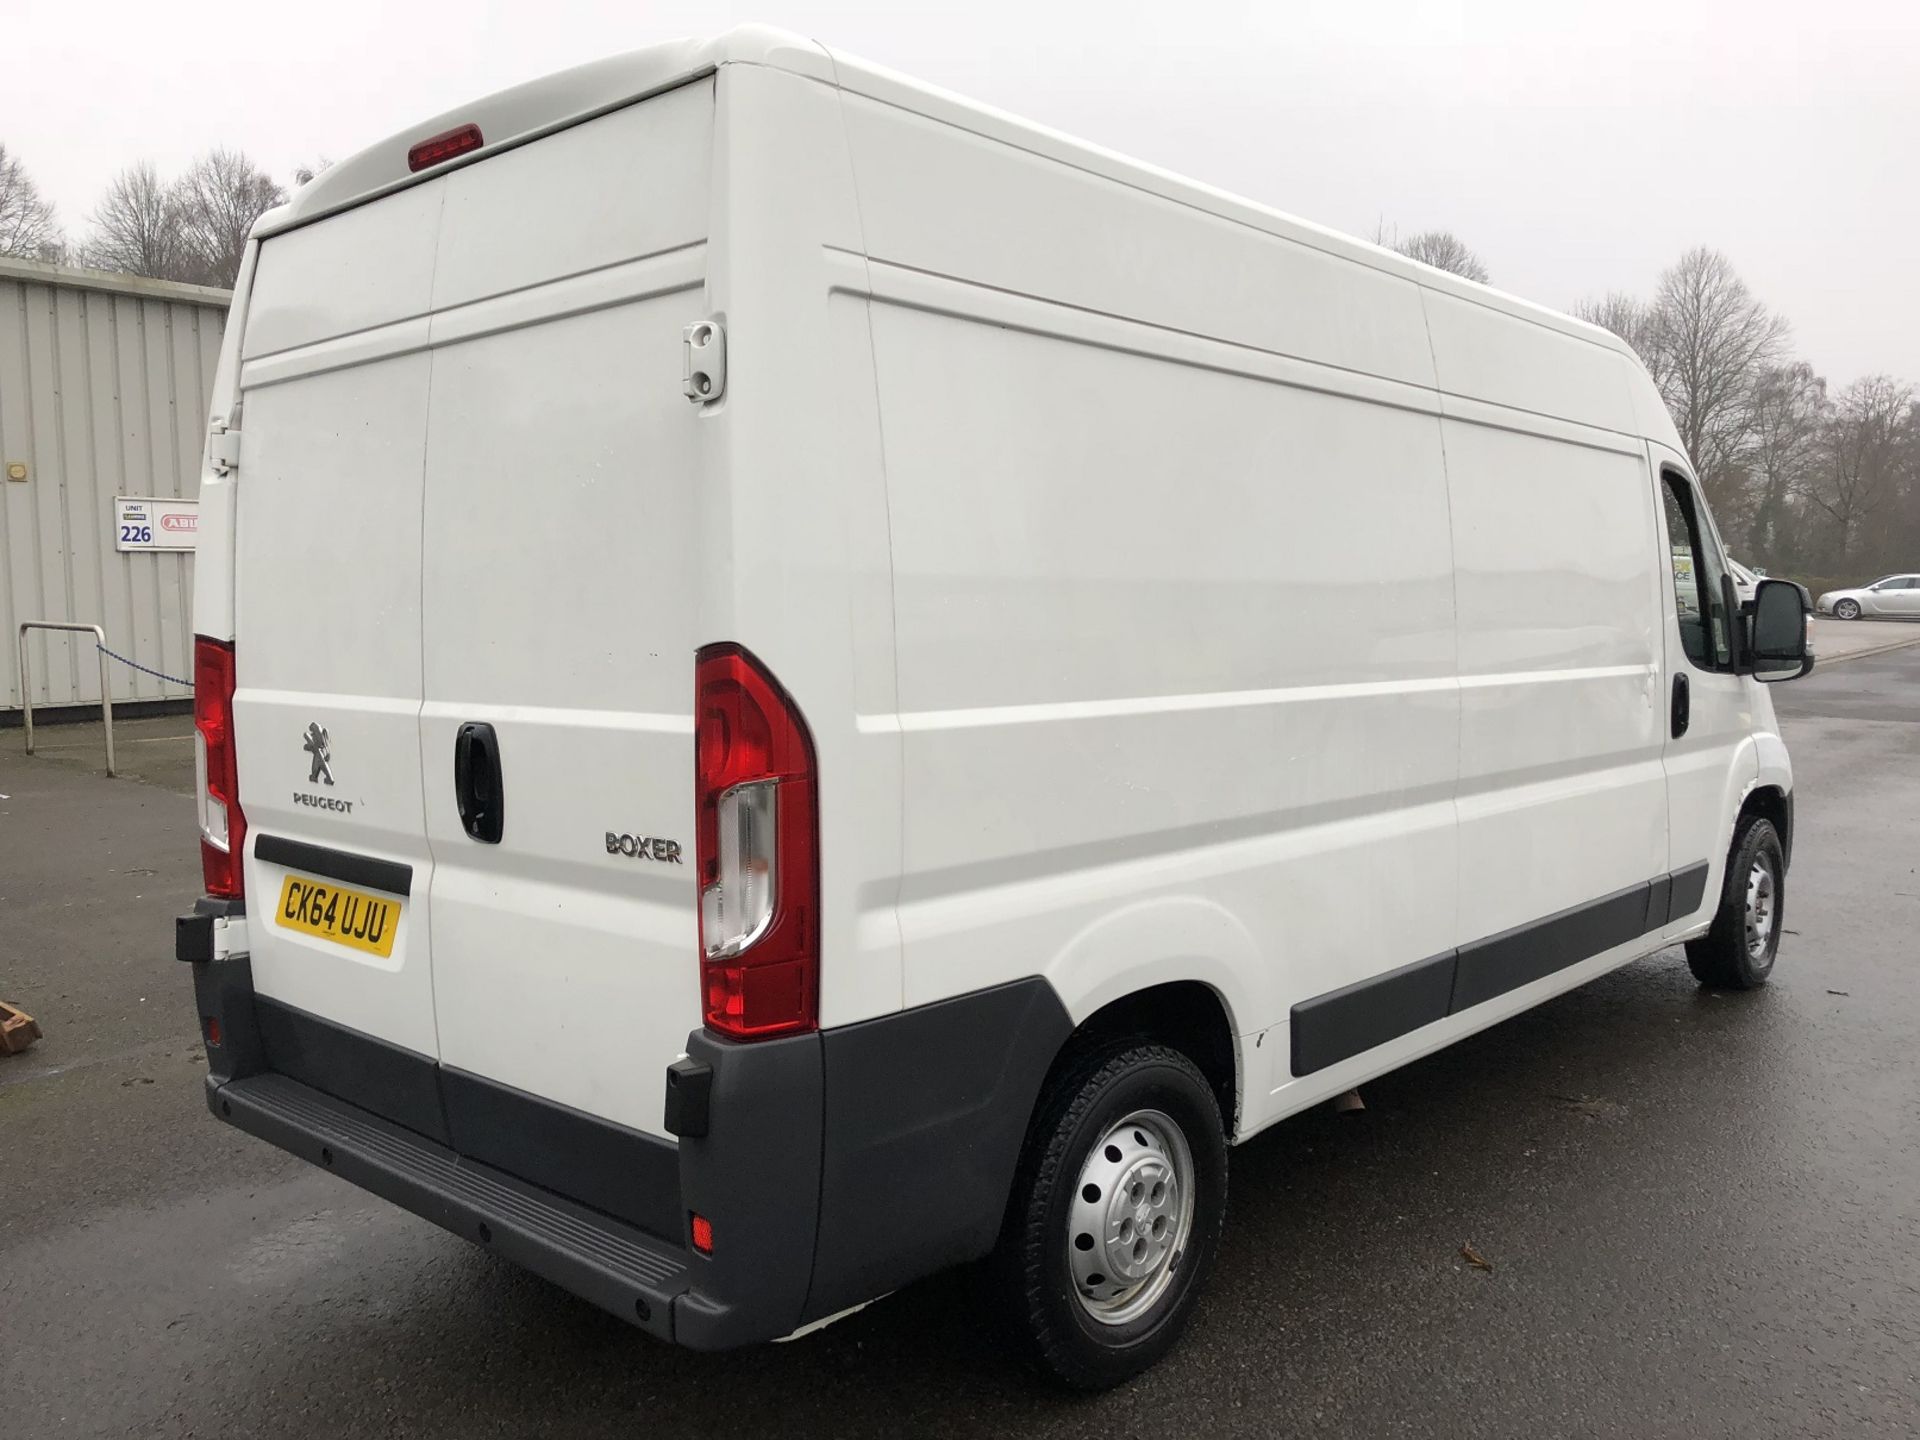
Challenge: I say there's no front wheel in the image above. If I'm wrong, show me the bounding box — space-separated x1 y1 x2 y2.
1686 817 1786 989
1834 598 1861 620
990 1042 1227 1390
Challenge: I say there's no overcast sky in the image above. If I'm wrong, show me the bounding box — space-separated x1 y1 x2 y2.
9 0 1915 383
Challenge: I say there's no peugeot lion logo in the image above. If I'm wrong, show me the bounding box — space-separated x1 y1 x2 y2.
302 722 335 786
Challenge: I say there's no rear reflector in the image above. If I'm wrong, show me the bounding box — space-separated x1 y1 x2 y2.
407 123 483 172
694 645 819 1039
193 636 246 899
691 1213 714 1255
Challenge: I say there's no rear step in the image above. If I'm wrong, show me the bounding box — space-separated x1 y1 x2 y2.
210 1072 692 1336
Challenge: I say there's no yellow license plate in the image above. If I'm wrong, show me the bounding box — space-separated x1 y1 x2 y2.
274 874 400 958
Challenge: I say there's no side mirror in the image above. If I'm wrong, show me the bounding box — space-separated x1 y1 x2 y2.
1747 578 1813 682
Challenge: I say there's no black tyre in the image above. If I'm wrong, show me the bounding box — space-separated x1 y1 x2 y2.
1686 817 1785 989
1834 598 1861 620
990 1042 1227 1390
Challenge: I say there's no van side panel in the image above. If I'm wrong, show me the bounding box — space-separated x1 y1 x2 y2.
1422 288 1641 437
837 95 1435 391
867 298 1461 1090
842 96 1462 1120
704 63 905 1031
1441 419 1668 942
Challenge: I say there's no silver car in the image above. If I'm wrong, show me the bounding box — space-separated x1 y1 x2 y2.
1816 574 1920 620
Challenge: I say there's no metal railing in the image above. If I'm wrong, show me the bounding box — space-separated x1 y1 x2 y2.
16 621 116 776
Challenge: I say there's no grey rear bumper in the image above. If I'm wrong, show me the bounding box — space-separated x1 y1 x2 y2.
210 1069 692 1338
185 942 1070 1349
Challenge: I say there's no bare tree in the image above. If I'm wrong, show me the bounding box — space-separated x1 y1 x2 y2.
172 150 283 288
0 142 65 260
1647 248 1789 512
83 161 187 280
1572 291 1662 376
1395 230 1490 284
1894 399 1920 570
1369 220 1490 283
82 151 288 286
1580 246 1918 578
1800 376 1914 570
1743 362 1826 560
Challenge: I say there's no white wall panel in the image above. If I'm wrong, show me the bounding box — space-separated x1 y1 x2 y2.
0 259 228 711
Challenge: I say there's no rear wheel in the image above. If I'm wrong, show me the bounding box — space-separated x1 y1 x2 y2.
1686 817 1785 989
1834 597 1861 620
990 1042 1226 1390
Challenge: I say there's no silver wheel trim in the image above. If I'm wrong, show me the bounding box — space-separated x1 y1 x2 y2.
1745 855 1777 962
1066 1108 1197 1327
1837 600 1859 619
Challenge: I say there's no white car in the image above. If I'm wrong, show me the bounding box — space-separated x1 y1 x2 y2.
174 27 1812 1389
1816 575 1920 620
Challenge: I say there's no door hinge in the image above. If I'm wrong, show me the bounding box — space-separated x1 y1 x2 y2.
682 320 726 404
208 422 241 476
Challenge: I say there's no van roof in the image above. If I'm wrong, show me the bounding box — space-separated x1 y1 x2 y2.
259 23 1644 377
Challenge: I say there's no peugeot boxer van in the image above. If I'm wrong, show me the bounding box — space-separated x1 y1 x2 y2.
176 26 1814 1388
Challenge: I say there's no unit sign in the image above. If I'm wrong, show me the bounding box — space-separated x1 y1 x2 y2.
115 496 199 552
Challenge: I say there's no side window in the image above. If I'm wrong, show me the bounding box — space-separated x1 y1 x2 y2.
1662 472 1732 669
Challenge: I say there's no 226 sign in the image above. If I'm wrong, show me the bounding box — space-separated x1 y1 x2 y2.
115 496 198 553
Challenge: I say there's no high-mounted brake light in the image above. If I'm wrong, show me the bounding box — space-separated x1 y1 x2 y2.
407 123 483 173
694 645 819 1039
193 636 246 899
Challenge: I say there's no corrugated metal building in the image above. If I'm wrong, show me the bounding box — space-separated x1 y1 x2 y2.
1 256 230 715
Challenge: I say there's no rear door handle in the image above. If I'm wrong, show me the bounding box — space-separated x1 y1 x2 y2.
1670 673 1690 740
453 722 505 844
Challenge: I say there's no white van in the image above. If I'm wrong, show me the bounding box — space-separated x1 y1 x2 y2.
176 27 1815 1388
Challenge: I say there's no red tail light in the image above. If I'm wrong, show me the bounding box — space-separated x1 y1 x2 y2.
193 636 246 899
694 645 819 1039
407 123 483 172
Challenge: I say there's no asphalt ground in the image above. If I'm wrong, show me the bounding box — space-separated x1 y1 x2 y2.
1807 611 1920 664
3 641 1918 1438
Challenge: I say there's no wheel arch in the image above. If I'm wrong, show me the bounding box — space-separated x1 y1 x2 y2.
1039 896 1262 1139
801 903 1261 1326
1738 781 1794 870
1061 980 1241 1137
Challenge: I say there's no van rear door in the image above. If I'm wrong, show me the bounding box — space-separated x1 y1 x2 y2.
416 84 713 1144
232 184 446 1058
